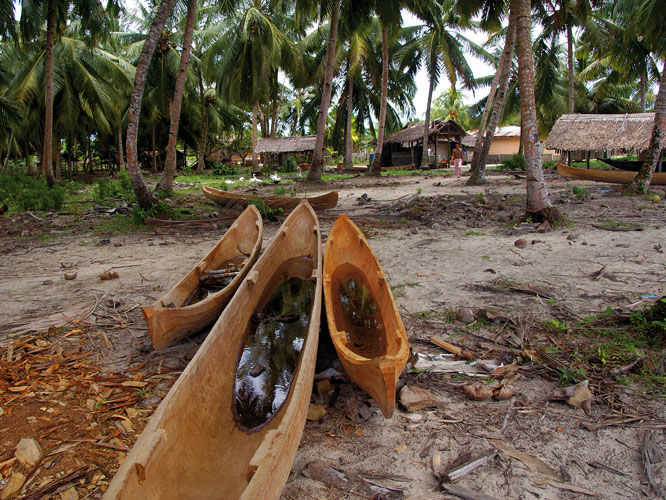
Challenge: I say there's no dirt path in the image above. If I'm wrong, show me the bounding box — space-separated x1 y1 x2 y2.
1 170 665 499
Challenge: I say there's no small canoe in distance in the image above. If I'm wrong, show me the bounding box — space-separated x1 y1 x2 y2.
104 201 322 500
202 185 338 211
143 205 263 350
323 215 409 418
557 163 666 185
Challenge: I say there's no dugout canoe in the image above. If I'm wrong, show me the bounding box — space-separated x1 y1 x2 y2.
201 185 338 211
104 200 322 500
143 205 263 350
323 215 410 418
557 162 666 185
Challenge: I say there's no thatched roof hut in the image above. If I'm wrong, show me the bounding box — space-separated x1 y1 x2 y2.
385 120 467 145
545 113 663 153
255 136 316 154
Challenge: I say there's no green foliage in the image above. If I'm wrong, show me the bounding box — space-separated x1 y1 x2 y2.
543 160 557 169
465 230 484 236
547 319 568 332
498 154 526 171
572 184 587 200
558 366 586 385
0 172 65 212
92 172 135 205
248 199 283 221
279 156 298 173
212 163 238 176
630 298 666 346
131 200 170 224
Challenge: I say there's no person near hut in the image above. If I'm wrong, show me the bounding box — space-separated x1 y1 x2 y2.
452 143 463 178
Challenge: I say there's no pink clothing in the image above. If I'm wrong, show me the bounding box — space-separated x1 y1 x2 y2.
454 158 463 178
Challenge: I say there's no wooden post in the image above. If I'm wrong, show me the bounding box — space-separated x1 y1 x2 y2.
410 141 414 167
586 151 590 169
567 150 571 166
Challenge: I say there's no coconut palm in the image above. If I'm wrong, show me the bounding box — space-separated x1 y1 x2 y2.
514 0 559 222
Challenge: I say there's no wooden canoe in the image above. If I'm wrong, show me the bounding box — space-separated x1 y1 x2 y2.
557 162 666 185
104 200 322 500
323 215 409 418
202 185 338 211
143 205 263 350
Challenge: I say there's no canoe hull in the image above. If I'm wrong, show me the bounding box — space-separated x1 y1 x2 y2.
323 215 409 418
105 201 321 500
202 185 338 211
143 206 263 350
557 163 666 185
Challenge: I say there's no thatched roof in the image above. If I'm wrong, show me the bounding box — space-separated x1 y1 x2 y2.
385 120 468 145
545 113 663 153
255 136 316 153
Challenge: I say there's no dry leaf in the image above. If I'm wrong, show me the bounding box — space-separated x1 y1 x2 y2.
394 444 407 452
549 380 593 414
399 385 441 411
0 471 26 499
307 404 327 421
15 438 42 466
462 383 493 401
493 385 515 400
491 362 518 379
100 271 119 280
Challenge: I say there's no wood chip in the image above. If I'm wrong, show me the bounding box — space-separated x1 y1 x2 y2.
490 440 558 478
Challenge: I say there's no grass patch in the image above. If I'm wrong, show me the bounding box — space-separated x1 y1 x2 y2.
465 230 484 236
596 219 642 230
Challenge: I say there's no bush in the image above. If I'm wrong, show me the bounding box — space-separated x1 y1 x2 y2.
543 160 557 169
0 172 65 212
498 154 526 170
212 163 238 176
279 156 298 173
92 171 135 205
131 200 170 224
248 199 283 221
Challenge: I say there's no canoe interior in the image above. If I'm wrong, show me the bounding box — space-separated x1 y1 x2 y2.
324 215 409 418
105 202 321 500
143 205 263 350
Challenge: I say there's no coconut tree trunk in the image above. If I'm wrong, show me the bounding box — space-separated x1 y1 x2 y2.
126 0 176 208
307 1 340 182
367 23 389 176
41 0 56 187
344 69 354 172
2 130 13 170
157 0 196 193
270 70 280 137
25 143 34 175
628 61 666 193
567 22 574 114
195 73 208 173
640 68 647 112
116 126 124 168
53 135 61 181
515 0 557 222
420 64 436 169
251 102 259 172
468 7 517 185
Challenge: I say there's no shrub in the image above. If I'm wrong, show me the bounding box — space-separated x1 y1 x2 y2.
248 199 283 221
92 171 135 205
131 200 170 224
0 171 65 212
498 153 526 170
543 160 557 169
212 163 238 176
279 156 298 173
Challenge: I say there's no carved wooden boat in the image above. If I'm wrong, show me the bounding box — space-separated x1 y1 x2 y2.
557 163 666 185
323 215 409 418
202 185 338 211
105 201 322 500
143 205 263 350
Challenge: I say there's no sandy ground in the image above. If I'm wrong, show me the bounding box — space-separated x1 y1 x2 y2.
1 168 665 499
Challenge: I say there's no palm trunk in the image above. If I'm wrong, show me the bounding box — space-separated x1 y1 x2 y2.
515 0 557 222
468 7 517 185
53 135 61 181
420 66 436 169
343 68 354 172
640 68 647 112
251 103 259 172
42 0 56 187
158 0 196 193
126 0 176 208
270 70 280 137
567 22 574 114
307 2 340 181
628 60 666 193
195 73 208 173
116 126 124 169
367 23 389 176
25 143 33 175
2 130 13 170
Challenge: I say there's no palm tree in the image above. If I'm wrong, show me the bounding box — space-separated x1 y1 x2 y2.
125 0 177 208
306 1 340 182
156 0 197 192
400 0 477 169
514 0 559 222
